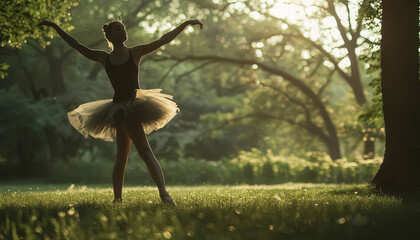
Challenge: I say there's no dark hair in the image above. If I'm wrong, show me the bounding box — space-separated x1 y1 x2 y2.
102 19 125 50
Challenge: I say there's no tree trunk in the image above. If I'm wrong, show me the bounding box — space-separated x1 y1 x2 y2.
372 0 420 192
45 44 65 95
44 125 63 162
347 49 367 106
364 139 375 159
326 137 342 160
17 127 34 177
87 63 103 81
347 43 376 159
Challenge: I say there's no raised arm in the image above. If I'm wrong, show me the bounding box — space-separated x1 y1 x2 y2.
131 20 203 60
38 20 107 66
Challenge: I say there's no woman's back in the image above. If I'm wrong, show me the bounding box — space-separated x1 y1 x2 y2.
105 48 140 103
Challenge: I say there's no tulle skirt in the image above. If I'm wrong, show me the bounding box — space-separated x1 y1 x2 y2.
67 89 179 142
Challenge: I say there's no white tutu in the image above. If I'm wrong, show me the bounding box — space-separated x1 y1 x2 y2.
67 89 179 142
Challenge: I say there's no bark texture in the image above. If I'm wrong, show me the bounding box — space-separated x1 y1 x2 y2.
372 0 420 192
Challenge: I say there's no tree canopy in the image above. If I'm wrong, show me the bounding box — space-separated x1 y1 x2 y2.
0 0 386 178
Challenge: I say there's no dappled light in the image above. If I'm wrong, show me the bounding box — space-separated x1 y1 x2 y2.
2 184 419 239
1 0 419 239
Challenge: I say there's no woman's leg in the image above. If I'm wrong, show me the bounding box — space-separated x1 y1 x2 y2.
121 120 175 204
113 124 132 202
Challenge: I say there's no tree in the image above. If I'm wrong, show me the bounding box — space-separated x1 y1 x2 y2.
371 0 420 192
240 0 378 159
0 0 78 78
167 55 343 160
157 0 378 160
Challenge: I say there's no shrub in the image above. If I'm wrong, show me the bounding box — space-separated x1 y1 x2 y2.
45 149 383 185
261 161 275 184
242 163 255 184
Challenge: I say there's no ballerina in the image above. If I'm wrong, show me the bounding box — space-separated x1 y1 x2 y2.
38 18 203 205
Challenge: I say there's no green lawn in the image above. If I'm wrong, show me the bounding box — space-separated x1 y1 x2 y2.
1 183 419 240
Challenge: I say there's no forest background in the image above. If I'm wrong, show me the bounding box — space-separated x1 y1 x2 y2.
0 0 385 185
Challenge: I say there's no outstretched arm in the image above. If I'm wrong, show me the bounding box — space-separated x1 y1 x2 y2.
38 20 107 65
131 20 203 60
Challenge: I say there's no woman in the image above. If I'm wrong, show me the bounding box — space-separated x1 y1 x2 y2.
38 19 203 205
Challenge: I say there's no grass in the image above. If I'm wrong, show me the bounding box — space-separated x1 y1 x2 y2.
1 183 420 240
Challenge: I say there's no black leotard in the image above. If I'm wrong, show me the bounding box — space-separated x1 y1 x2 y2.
105 48 140 103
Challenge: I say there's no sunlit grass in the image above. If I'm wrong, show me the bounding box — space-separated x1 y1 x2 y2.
1 183 419 239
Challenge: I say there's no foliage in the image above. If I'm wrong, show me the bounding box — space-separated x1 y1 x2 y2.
358 0 420 128
227 148 382 184
0 63 8 78
2 184 420 239
0 0 387 176
0 84 70 133
0 86 75 176
40 148 382 185
357 78 384 128
167 0 381 159
0 0 78 48
357 0 383 127
0 0 78 78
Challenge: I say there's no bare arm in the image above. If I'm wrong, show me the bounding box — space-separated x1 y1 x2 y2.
131 20 203 60
38 20 107 65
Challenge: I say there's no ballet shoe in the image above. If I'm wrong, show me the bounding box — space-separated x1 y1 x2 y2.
161 195 177 206
159 191 177 206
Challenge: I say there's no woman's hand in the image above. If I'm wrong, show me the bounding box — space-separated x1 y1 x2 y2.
187 20 203 30
37 20 56 27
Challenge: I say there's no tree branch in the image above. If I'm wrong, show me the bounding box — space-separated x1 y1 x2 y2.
161 54 338 142
317 69 335 96
361 36 380 46
247 31 351 84
202 112 296 137
219 80 254 96
353 0 368 41
157 58 186 87
308 56 325 78
173 60 216 92
327 0 351 44
259 81 330 143
344 0 354 35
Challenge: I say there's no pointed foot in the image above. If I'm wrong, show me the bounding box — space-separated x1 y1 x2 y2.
161 195 177 206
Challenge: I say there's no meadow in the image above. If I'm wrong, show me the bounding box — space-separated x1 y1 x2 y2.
1 183 420 240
